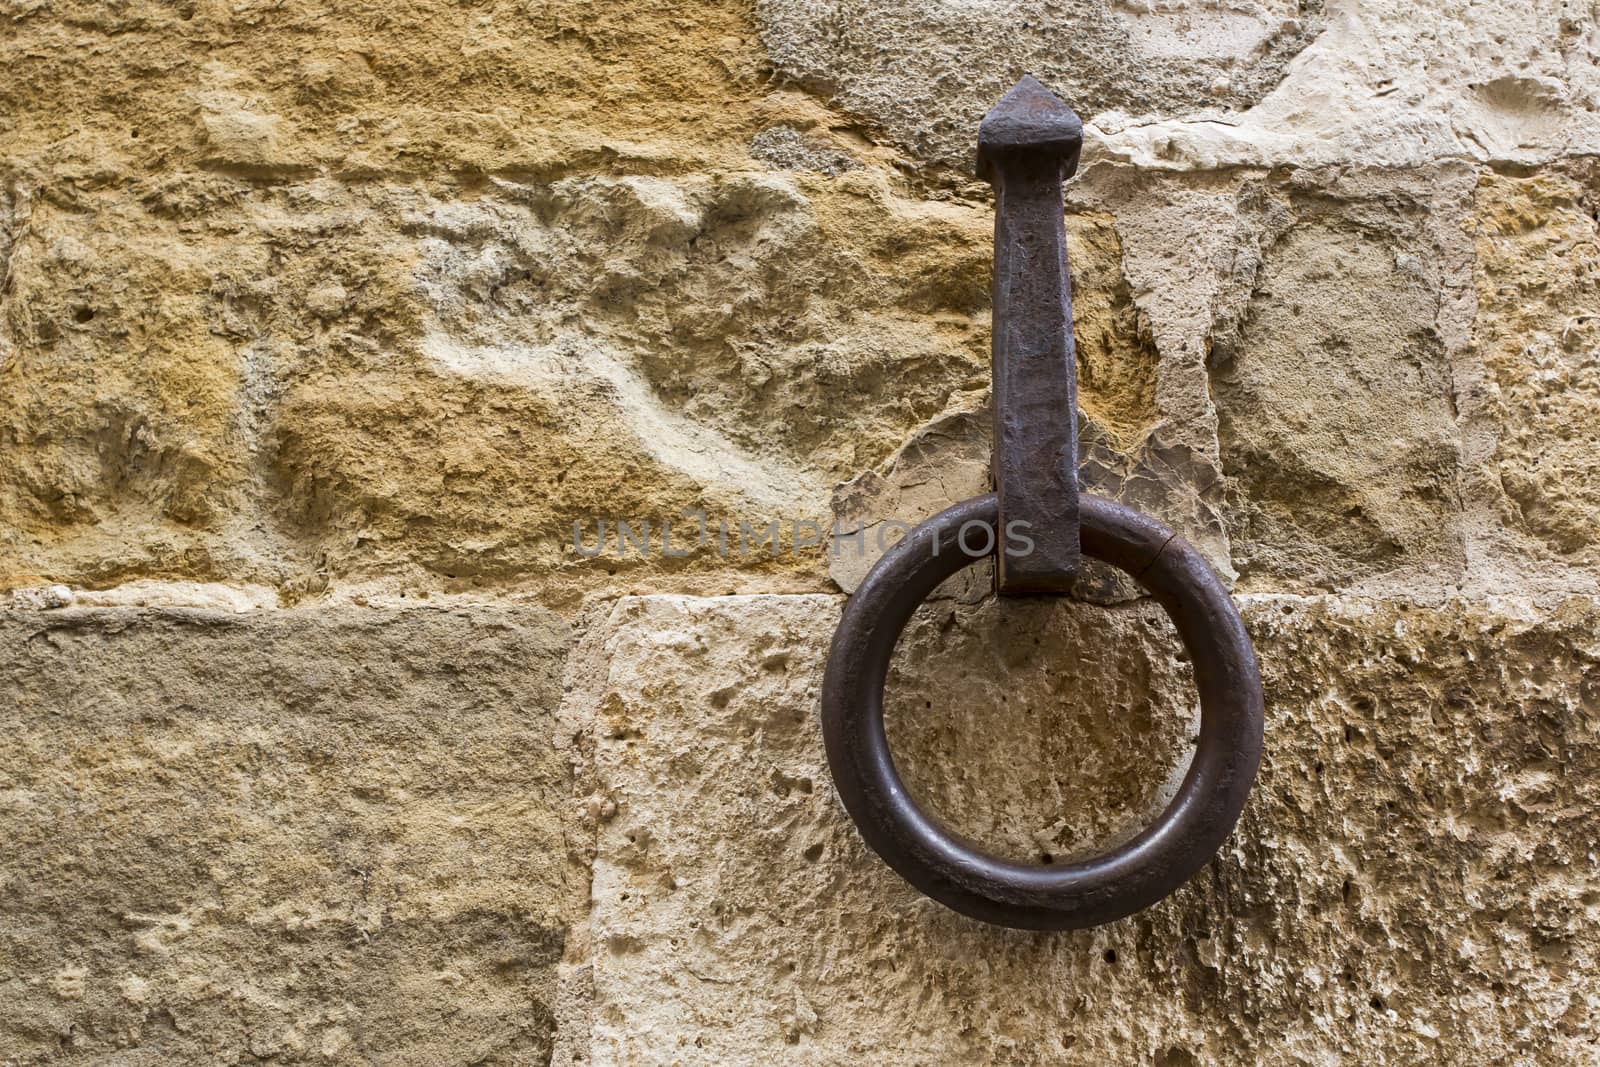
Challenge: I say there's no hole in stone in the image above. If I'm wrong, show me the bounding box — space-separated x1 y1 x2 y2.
71 306 95 323
882 575 1198 865
802 843 824 863
1103 948 1118 964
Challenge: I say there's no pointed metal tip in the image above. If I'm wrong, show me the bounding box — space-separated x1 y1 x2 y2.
976 75 1083 180
987 74 1078 123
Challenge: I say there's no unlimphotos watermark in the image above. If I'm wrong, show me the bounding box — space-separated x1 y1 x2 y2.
570 511 1035 560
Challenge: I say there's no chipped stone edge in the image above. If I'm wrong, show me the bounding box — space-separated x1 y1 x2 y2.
548 597 628 1067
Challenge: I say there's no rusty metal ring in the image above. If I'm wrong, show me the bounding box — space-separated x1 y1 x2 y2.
821 492 1264 930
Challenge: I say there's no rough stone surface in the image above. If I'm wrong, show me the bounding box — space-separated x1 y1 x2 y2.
0 0 994 603
4 0 1600 1061
759 0 1600 172
0 606 580 1063
1471 164 1600 566
760 0 1325 169
1207 166 1475 594
0 169 995 601
580 593 1600 1066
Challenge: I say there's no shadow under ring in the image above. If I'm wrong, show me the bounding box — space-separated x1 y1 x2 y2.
820 493 1264 930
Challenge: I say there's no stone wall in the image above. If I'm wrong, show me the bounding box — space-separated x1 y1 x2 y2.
2 2 1597 1064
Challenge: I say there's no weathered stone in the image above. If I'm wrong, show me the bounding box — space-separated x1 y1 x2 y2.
0 170 996 599
749 126 864 176
758 0 1324 170
580 592 1600 1065
0 1 773 180
0 0 1002 602
0 189 261 585
4 0 1600 1059
1207 167 1475 594
0 606 579 1063
272 168 994 595
758 1 1600 173
1470 166 1600 567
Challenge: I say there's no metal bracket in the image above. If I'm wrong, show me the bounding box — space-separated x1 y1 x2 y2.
978 75 1084 595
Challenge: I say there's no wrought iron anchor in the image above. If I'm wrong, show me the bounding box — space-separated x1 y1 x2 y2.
819 76 1264 930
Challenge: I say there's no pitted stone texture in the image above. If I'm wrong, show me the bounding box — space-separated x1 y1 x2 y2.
584 592 1600 1065
0 606 578 1064
885 588 1198 863
0 0 997 603
0 170 992 599
1208 166 1474 594
1239 595 1600 1063
749 126 864 175
759 1 1600 173
1471 166 1600 567
0 1 774 180
0 188 264 586
758 0 1323 170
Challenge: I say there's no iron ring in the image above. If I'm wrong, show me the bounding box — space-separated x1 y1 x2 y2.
820 492 1264 930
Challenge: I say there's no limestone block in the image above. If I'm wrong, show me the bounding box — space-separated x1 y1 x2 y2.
0 192 258 583
1471 165 1600 567
262 169 994 593
582 592 1600 1065
1207 167 1475 594
0 606 579 1064
758 0 1322 169
0 1 777 179
758 0 1600 172
0 170 993 597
